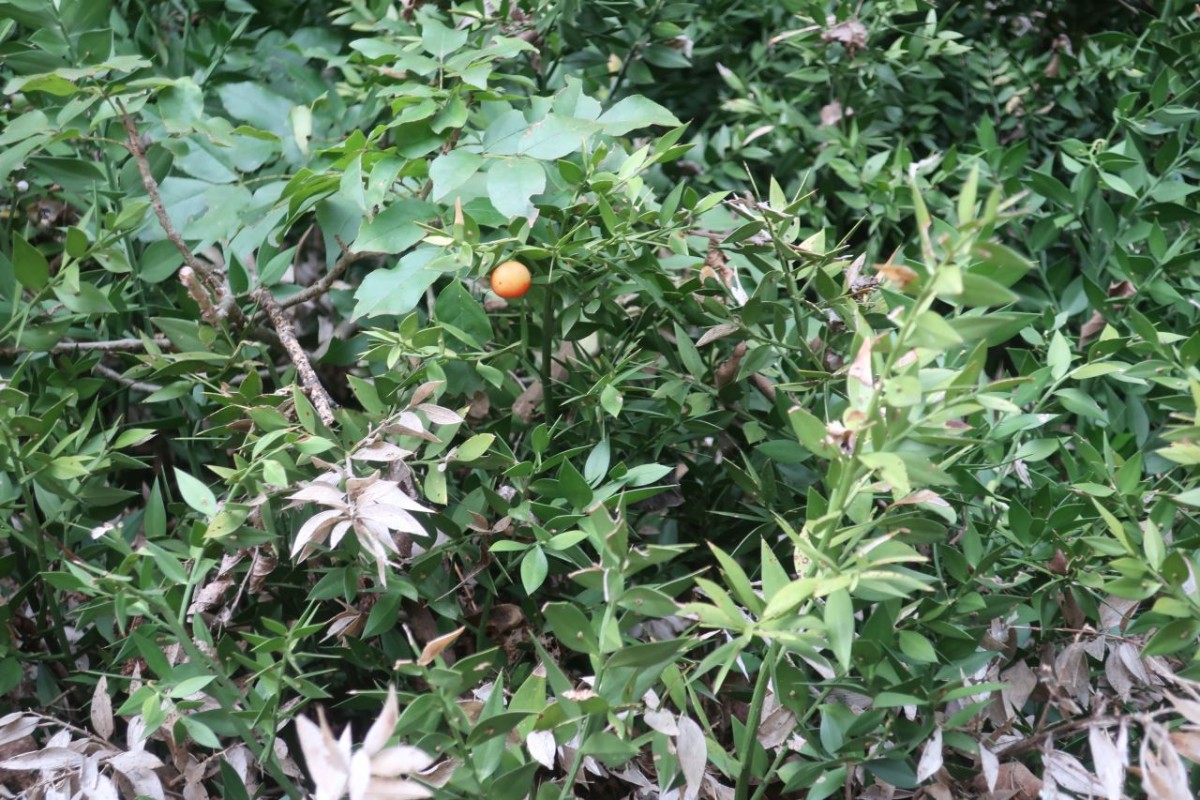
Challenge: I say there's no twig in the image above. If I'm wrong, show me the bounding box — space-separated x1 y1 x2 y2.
750 372 777 402
0 336 172 357
116 101 222 293
993 714 1124 759
118 101 246 328
253 287 337 426
91 363 163 394
279 237 376 310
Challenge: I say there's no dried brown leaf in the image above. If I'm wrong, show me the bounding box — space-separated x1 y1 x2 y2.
756 706 796 750
696 323 741 348
1053 643 1090 707
288 484 348 507
1141 724 1191 800
90 676 113 742
292 509 345 560
526 730 556 769
362 686 400 756
370 744 434 777
714 342 747 389
417 404 464 426
819 100 846 126
352 442 415 463
0 747 84 771
1045 750 1105 796
971 761 1042 800
1089 724 1127 800
362 776 433 800
417 627 466 666
916 726 943 782
406 381 444 409
979 742 999 792
1168 730 1200 763
848 336 873 387
821 15 868 53
676 715 706 800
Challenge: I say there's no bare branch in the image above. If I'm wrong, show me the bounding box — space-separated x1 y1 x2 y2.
0 336 173 358
117 100 224 292
118 101 246 328
91 363 163 394
279 237 378 310
253 287 337 426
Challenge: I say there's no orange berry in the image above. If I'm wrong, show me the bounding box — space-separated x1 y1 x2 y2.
490 260 532 299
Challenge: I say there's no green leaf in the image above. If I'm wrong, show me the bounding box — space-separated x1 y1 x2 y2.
168 675 216 698
858 452 911 496
139 239 185 283
709 543 763 616
584 440 611 485
824 589 853 671
543 602 599 654
487 158 545 219
353 248 450 320
456 433 495 462
622 463 672 486
1143 620 1200 656
434 281 493 346
952 312 1038 345
485 111 598 160
1047 330 1072 380
521 546 549 595
599 384 623 418
420 16 468 60
12 234 49 290
598 96 683 135
788 405 830 455
429 150 482 201
673 323 705 378
897 631 938 663
173 468 218 516
352 199 436 254
957 273 1019 307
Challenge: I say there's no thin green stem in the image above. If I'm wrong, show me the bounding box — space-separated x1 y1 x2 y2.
541 261 557 421
557 712 602 800
735 639 782 800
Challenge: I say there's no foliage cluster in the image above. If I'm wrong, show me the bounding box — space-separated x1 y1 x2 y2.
1 0 1200 798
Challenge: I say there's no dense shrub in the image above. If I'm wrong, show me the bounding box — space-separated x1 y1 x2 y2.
1 0 1199 798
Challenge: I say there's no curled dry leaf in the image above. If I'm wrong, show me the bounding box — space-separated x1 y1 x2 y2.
696 323 741 348
756 706 796 750
713 342 747 389
819 100 848 126
288 469 432 585
417 627 466 666
1168 729 1200 763
970 761 1043 799
1089 723 1127 800
848 336 874 388
1141 722 1191 800
1001 660 1038 713
295 687 434 800
821 15 868 53
875 259 919 291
